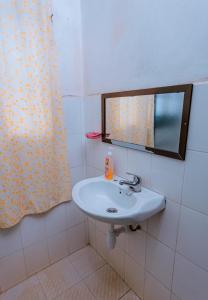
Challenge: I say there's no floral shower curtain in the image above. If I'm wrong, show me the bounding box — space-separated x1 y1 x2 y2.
0 0 71 228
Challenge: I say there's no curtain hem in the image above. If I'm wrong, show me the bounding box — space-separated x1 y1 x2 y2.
0 198 72 229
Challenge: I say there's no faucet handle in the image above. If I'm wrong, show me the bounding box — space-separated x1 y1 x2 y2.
126 172 142 183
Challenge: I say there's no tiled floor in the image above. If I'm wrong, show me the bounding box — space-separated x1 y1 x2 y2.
0 246 141 300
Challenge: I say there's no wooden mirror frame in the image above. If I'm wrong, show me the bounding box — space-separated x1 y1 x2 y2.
101 84 193 160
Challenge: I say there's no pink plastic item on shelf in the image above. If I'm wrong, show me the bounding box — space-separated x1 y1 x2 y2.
85 132 102 139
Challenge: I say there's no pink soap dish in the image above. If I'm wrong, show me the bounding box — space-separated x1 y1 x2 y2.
85 132 102 139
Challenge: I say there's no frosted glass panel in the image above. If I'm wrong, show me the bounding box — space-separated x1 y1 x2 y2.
154 92 184 152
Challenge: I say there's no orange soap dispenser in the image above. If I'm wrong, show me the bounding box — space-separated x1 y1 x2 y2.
104 147 114 180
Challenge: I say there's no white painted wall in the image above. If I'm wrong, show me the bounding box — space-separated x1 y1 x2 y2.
53 0 84 96
82 1 208 300
81 0 208 94
0 0 87 292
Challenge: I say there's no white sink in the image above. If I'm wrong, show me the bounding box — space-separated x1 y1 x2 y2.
72 176 165 225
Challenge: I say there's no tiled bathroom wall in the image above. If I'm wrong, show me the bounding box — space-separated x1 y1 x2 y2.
81 1 208 300
85 83 208 300
0 0 88 293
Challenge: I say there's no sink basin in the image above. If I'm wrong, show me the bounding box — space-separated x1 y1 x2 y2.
72 176 166 225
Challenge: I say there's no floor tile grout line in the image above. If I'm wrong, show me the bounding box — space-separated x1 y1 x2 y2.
144 267 171 291
39 269 84 300
57 247 109 299
145 270 172 295
90 225 195 297
70 260 107 281
82 279 98 300
174 250 208 274
68 244 107 278
83 263 131 300
50 277 91 300
1 246 86 296
2 245 142 300
89 240 144 299
118 288 131 299
36 274 48 299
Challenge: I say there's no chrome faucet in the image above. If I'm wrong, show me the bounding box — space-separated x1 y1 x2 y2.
119 172 142 193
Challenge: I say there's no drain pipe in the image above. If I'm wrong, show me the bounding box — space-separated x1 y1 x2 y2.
106 225 126 250
106 224 141 250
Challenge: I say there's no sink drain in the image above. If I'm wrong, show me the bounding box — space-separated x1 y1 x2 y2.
106 208 118 213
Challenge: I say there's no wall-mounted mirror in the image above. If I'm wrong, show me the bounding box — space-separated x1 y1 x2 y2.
102 84 193 160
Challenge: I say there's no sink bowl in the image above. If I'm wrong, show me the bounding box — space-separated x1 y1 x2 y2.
72 176 166 225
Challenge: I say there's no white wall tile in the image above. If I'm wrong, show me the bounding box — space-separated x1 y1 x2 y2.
70 166 85 187
187 83 208 153
171 294 180 300
86 140 105 171
96 221 109 234
150 155 184 203
146 236 174 289
0 276 46 300
86 140 108 172
172 254 208 300
147 200 180 249
47 231 68 264
88 218 96 249
126 230 146 267
114 226 127 250
144 272 171 300
127 149 152 187
177 206 208 271
86 141 128 177
66 201 86 228
63 96 83 135
0 225 22 259
24 241 49 276
86 166 103 178
68 222 88 254
0 250 26 291
84 95 101 132
68 134 84 168
124 254 145 299
20 215 46 248
45 203 67 237
95 228 108 260
182 150 208 215
111 145 128 178
107 244 125 279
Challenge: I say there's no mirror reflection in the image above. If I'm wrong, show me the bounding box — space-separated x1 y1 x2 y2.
106 92 185 153
106 95 155 148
